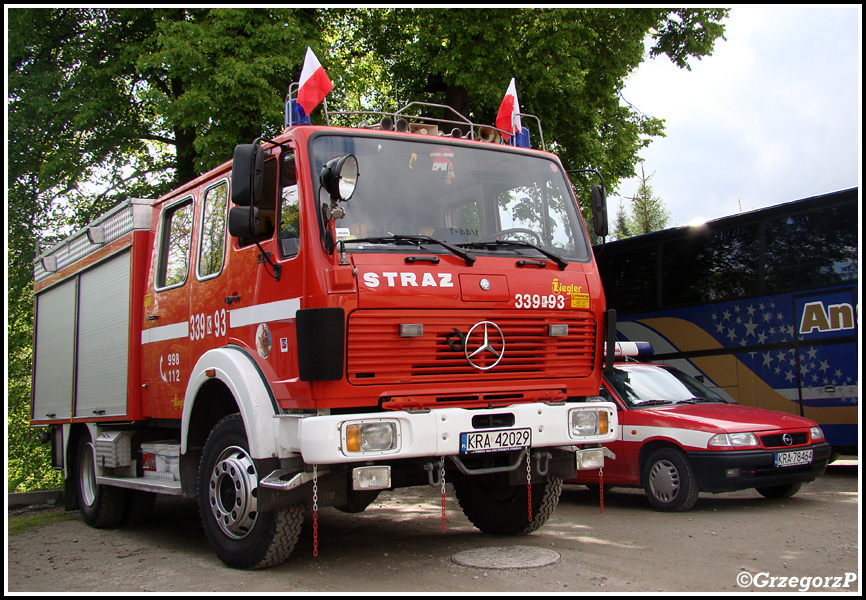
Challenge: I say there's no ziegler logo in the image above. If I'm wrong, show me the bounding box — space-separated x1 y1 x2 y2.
448 321 506 371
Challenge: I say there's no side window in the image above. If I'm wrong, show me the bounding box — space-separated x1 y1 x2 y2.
157 198 194 289
198 181 228 278
279 152 300 256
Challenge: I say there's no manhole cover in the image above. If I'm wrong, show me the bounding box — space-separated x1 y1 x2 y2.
451 546 562 570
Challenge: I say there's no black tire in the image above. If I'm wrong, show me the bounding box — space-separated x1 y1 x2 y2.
642 447 699 512
75 432 127 528
454 472 562 535
198 414 304 570
122 490 157 525
756 481 802 499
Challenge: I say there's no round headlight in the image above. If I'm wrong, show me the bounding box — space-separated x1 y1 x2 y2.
321 154 359 201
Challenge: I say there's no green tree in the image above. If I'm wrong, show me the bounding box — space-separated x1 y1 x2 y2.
612 199 633 240
626 162 671 235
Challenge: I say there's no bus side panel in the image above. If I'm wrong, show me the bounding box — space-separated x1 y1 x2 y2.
615 286 858 449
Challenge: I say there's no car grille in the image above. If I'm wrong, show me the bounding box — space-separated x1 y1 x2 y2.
347 309 596 385
760 432 809 448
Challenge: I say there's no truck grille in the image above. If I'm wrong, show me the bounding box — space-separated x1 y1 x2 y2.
347 310 596 385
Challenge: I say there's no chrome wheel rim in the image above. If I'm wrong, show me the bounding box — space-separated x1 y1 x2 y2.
207 445 259 539
79 442 97 507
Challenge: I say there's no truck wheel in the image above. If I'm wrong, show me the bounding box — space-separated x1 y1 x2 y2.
198 414 304 570
75 432 126 528
755 481 802 499
642 447 699 512
454 473 562 535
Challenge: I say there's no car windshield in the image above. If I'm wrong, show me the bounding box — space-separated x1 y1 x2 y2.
310 134 592 263
605 364 726 408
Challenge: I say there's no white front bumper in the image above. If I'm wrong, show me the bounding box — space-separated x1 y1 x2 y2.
278 401 617 465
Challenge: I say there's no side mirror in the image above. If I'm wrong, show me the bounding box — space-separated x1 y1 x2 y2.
591 184 608 238
232 144 265 206
228 206 262 239
320 154 359 201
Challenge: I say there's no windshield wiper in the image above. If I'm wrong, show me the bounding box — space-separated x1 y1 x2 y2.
344 235 476 266
460 240 568 270
632 399 676 407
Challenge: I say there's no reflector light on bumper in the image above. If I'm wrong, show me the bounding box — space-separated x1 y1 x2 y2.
575 448 605 470
352 466 392 490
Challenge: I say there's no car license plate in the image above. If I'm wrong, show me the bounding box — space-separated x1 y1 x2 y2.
460 428 531 455
775 449 813 467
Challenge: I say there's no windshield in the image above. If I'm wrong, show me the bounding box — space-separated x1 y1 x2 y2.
605 364 726 407
310 134 591 262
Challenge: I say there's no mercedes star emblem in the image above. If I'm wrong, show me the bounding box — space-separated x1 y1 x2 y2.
464 321 506 371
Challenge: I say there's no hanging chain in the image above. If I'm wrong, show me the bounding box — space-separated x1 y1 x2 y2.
440 456 447 533
526 450 533 522
312 464 319 557
598 465 604 515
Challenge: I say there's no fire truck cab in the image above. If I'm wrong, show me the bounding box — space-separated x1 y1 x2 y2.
31 98 617 569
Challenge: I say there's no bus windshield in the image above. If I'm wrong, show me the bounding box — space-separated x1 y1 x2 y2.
310 134 591 263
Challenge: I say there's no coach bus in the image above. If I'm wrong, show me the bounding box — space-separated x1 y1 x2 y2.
596 188 858 453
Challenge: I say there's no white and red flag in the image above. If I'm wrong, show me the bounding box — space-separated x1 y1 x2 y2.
495 77 522 141
297 47 333 114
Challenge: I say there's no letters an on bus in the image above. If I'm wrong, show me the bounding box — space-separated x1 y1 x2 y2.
799 301 856 335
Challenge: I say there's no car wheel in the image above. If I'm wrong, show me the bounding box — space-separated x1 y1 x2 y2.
642 447 699 512
755 481 802 499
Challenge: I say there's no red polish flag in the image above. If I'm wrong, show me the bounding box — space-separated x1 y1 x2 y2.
297 47 333 114
495 78 522 141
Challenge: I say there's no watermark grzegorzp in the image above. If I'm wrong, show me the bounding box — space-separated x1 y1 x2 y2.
737 570 858 592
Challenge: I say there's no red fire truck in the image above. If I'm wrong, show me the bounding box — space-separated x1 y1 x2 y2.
31 94 617 569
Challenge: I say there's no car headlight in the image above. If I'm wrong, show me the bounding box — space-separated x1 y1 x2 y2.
344 420 399 454
708 432 759 448
569 409 609 438
810 426 825 442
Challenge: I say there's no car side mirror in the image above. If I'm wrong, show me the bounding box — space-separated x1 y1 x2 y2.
232 144 265 206
592 184 608 238
228 206 262 239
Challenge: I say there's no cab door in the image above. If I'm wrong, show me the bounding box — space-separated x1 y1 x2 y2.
141 196 195 418
224 149 306 393
188 179 230 370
